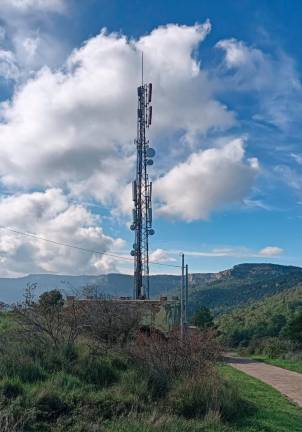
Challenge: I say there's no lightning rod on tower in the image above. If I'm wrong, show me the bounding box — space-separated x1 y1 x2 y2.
130 54 155 299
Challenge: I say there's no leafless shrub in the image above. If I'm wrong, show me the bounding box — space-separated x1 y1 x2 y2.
80 298 142 351
129 328 221 380
13 288 82 349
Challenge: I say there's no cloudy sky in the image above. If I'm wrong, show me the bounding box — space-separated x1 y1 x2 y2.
0 0 301 276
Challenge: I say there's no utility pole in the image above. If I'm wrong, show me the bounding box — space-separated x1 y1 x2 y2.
180 253 185 339
130 55 155 299
185 263 189 325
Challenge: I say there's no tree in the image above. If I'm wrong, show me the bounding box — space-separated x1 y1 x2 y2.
14 289 81 349
191 306 214 330
282 311 302 344
268 314 287 337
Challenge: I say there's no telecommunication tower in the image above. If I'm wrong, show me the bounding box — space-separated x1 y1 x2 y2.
130 56 155 299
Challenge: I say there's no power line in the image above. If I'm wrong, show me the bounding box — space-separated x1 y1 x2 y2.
0 226 181 269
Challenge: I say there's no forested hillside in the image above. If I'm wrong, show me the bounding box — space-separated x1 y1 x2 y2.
216 284 302 352
188 263 302 314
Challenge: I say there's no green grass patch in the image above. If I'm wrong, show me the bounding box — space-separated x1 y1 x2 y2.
222 365 302 432
251 355 302 374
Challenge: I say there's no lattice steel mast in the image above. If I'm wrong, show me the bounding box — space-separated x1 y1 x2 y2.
130 55 155 299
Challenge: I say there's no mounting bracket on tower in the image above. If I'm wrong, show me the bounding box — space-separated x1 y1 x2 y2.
130 54 155 300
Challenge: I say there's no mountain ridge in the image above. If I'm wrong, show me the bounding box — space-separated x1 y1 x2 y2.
1 263 302 311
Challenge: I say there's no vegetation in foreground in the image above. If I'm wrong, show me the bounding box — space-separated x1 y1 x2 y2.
0 287 301 431
94 367 302 432
0 287 239 432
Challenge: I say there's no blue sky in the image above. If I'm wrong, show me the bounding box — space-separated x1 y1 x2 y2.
0 0 301 276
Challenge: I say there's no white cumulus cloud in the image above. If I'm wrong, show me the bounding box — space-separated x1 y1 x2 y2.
0 189 124 276
155 137 259 221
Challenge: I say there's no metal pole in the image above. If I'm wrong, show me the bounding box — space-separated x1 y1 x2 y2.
180 253 185 339
185 264 188 326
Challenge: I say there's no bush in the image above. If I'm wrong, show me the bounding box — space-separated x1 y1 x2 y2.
282 311 302 344
247 337 294 358
35 390 69 421
50 372 83 391
110 355 128 371
40 344 78 374
192 306 214 330
0 356 46 383
0 380 24 400
18 362 46 383
283 350 302 361
81 390 141 420
120 369 149 402
147 369 169 400
168 369 243 420
129 329 221 382
74 356 118 387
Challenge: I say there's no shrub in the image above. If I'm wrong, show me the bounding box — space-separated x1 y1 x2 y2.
282 311 302 344
110 355 128 371
40 344 78 374
120 369 149 402
50 372 83 391
81 390 141 420
283 350 302 361
129 329 221 382
18 362 46 383
74 356 118 387
146 369 169 400
0 356 46 383
191 306 214 330
248 337 294 358
80 298 141 350
0 410 31 432
168 369 243 420
35 390 69 421
0 380 24 400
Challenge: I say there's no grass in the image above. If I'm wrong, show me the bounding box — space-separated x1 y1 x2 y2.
251 355 302 374
2 361 301 432
221 365 302 432
87 366 302 432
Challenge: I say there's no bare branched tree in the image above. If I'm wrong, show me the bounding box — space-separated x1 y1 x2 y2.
13 289 82 349
80 297 142 351
129 329 221 379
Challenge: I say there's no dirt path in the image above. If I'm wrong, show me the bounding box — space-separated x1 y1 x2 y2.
225 355 302 407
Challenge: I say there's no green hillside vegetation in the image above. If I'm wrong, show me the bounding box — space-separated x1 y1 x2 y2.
189 263 302 314
216 283 302 359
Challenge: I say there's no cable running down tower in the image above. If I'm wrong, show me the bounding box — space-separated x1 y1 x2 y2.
130 59 155 299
